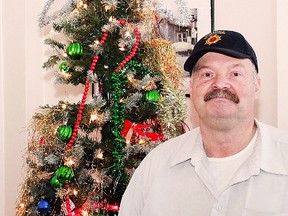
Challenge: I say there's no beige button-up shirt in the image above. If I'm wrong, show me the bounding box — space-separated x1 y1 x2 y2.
119 121 288 216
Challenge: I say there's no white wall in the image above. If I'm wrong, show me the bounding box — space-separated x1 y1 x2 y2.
0 0 5 215
277 0 288 130
1 0 288 215
2 0 27 215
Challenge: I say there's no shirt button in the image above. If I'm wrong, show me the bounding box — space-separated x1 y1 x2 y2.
215 204 222 211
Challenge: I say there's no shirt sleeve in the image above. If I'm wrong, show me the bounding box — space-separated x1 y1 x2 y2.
119 165 146 216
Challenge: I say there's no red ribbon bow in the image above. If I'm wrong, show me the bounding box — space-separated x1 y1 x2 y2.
121 119 161 142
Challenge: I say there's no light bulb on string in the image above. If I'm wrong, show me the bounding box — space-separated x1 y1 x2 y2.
73 189 78 196
90 113 99 122
139 139 146 144
78 0 88 9
79 0 84 6
124 31 131 37
90 110 105 124
62 52 68 58
104 5 111 11
19 203 25 211
96 152 104 160
127 74 136 84
82 210 89 216
53 125 60 136
125 139 130 145
127 75 133 82
109 16 116 22
95 149 104 160
65 158 75 167
59 71 72 80
119 46 125 51
61 102 68 110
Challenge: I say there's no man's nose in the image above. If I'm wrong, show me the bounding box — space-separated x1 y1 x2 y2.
211 75 231 89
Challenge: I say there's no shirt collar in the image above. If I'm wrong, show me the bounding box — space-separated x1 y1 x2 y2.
169 127 205 167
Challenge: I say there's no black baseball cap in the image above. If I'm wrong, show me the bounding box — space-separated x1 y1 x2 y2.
184 30 258 74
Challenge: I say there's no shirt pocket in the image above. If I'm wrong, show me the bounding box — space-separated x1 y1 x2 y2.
242 209 288 216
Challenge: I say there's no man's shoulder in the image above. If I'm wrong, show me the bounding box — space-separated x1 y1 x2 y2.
257 120 288 174
257 120 288 144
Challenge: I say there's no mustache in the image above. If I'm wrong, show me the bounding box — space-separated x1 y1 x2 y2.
204 89 240 104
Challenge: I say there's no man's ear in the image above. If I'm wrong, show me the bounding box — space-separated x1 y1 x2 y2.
255 76 261 99
189 76 194 97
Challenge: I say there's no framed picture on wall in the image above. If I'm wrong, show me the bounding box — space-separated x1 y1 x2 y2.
155 0 212 95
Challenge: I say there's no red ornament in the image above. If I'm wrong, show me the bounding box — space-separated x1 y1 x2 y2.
39 136 45 145
107 203 120 212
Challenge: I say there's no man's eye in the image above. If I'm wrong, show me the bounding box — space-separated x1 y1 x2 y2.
232 72 241 77
202 72 213 77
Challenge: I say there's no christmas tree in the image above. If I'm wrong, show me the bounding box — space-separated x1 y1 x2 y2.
16 0 192 215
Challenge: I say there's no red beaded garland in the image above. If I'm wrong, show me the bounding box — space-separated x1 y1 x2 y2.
66 19 140 154
114 25 140 73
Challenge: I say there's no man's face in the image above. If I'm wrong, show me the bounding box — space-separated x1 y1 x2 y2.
190 52 260 126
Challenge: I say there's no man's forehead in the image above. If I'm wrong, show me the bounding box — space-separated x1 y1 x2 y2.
194 52 254 70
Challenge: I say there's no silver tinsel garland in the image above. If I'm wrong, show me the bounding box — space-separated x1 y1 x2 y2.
39 0 78 28
156 0 193 27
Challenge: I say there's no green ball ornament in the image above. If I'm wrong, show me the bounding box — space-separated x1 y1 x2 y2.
50 165 75 189
55 165 74 181
50 175 61 189
66 42 83 59
144 90 161 103
59 62 70 72
57 125 72 141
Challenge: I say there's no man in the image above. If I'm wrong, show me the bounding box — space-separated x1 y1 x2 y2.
119 30 288 215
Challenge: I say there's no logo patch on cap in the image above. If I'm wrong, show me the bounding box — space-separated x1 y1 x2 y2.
205 34 221 45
